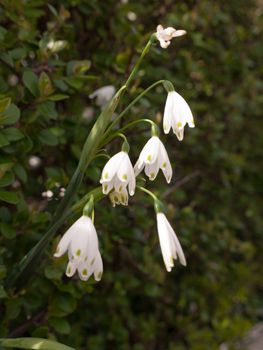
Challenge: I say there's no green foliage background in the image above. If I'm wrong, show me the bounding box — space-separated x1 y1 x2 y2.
0 0 262 349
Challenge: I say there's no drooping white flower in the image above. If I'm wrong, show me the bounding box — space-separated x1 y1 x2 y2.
134 136 172 183
109 188 129 207
89 85 116 108
54 216 103 282
156 25 186 49
163 91 195 141
156 212 186 271
100 151 136 196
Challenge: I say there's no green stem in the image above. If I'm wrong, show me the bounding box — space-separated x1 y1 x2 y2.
102 118 157 147
6 36 154 291
125 35 155 88
137 185 158 201
137 186 164 213
102 79 165 143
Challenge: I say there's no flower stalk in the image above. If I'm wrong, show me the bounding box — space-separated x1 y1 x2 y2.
6 35 156 291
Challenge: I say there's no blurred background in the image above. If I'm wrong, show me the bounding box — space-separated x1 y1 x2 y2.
0 0 262 349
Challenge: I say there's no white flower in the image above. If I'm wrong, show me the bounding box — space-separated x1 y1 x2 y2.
100 151 136 196
156 25 186 49
134 136 172 183
163 91 195 141
109 188 129 207
156 212 186 271
89 85 116 108
54 216 103 282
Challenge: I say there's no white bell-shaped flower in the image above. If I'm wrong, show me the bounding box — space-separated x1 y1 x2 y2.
109 188 129 207
163 91 195 141
156 25 186 49
100 151 136 196
89 85 116 108
156 212 186 271
54 215 103 282
134 136 172 183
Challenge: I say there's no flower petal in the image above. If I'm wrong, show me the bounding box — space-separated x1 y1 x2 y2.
157 213 173 272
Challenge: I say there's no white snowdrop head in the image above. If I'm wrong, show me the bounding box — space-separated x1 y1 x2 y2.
54 215 103 282
163 91 195 141
156 212 186 271
134 136 172 183
100 151 136 196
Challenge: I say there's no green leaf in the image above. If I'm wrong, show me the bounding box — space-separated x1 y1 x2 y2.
0 103 21 125
0 172 14 187
38 101 58 120
0 338 75 350
0 26 7 41
38 129 58 146
0 97 11 114
0 190 19 204
38 72 55 97
0 222 16 239
47 94 69 101
0 132 10 147
0 285 7 298
0 161 13 178
66 60 91 75
0 52 14 67
14 163 27 183
22 71 39 97
49 318 71 334
2 127 24 141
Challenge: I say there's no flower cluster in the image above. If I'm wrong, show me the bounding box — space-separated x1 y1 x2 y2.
55 26 194 283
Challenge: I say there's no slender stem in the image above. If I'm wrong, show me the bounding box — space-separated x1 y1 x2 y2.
71 187 104 214
102 119 156 147
137 186 164 213
102 79 165 142
137 185 158 201
125 35 155 88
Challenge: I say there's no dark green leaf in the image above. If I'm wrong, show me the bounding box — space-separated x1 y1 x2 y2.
47 94 69 101
0 172 14 187
2 127 24 142
0 222 16 239
0 132 10 147
0 97 11 114
22 71 39 97
0 103 21 125
38 129 58 146
38 72 55 97
14 164 27 183
49 318 71 334
0 191 19 204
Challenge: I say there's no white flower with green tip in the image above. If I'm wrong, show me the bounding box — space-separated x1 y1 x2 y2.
163 91 195 141
54 215 103 282
134 136 172 183
100 151 136 196
156 212 186 271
